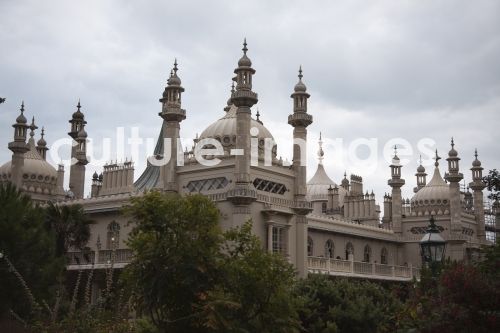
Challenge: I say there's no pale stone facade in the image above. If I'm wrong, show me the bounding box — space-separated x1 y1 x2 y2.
1 41 496 281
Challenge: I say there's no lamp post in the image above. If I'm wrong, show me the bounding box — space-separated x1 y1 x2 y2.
420 216 446 276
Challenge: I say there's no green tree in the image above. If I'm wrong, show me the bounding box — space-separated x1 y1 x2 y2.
123 191 222 332
0 97 5 104
45 201 94 257
483 169 500 201
294 275 403 333
0 183 64 318
400 245 500 332
199 221 300 333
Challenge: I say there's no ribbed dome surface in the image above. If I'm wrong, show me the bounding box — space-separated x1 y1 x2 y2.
411 166 450 213
307 163 347 203
0 142 58 187
199 105 274 146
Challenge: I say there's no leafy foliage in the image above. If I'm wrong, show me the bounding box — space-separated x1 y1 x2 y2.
483 169 500 201
400 244 500 332
45 201 94 256
0 183 64 318
199 221 300 333
123 191 222 331
295 275 403 333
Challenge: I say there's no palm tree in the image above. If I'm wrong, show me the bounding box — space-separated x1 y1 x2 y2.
45 202 94 257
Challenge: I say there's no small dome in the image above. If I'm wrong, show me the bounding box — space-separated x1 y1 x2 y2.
92 171 98 180
448 147 458 157
37 137 47 147
199 105 276 158
417 164 425 173
411 166 450 211
16 112 27 124
472 158 481 167
72 101 84 120
168 73 181 86
294 80 307 92
238 54 252 67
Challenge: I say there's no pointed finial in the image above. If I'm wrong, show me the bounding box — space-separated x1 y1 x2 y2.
41 127 45 138
77 99 81 110
231 81 235 93
434 149 441 167
344 171 347 178
298 65 303 80
317 132 324 164
451 137 455 148
419 154 422 165
169 69 173 78
393 145 398 157
21 101 25 112
173 58 178 74
30 116 37 131
474 148 478 159
242 38 248 54
256 108 260 121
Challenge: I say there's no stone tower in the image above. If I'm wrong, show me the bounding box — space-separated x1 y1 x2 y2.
414 156 427 193
469 149 486 242
288 66 313 277
159 59 186 192
445 138 463 235
8 102 30 188
388 147 405 235
68 100 88 199
227 39 259 225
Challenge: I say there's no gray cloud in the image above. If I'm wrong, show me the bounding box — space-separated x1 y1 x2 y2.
1 0 499 201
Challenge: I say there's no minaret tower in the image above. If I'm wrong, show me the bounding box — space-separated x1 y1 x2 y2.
227 39 258 218
388 146 405 235
445 138 463 234
288 66 313 277
8 102 30 188
36 127 49 160
159 59 186 192
469 149 486 242
68 100 88 199
414 155 427 193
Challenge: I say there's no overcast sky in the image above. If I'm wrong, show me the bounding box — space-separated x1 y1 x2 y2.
1 0 499 202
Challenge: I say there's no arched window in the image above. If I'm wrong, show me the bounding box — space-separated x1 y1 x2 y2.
324 239 334 258
322 202 327 214
307 237 314 256
381 247 388 265
363 245 372 263
106 221 120 250
345 242 354 260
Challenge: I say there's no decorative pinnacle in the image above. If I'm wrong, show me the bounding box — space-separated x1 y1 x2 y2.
451 137 455 148
173 58 178 74
231 81 235 93
474 148 478 160
419 154 422 165
256 108 260 121
393 145 398 157
242 38 248 54
41 127 45 138
318 132 324 164
77 99 81 111
20 101 25 113
298 65 303 80
434 149 441 167
344 171 347 178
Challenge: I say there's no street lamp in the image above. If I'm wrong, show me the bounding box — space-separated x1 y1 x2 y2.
420 216 446 274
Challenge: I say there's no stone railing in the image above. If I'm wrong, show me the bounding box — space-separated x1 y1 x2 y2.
66 249 134 269
308 257 419 281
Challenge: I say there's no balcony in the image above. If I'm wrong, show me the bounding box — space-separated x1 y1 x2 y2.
66 249 133 270
308 257 419 281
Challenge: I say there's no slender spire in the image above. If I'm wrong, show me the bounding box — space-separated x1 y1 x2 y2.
393 145 398 158
434 149 441 167
298 65 303 80
242 38 248 54
317 132 324 164
29 116 37 138
173 58 178 74
256 108 261 123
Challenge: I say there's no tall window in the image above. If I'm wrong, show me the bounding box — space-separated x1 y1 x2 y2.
106 221 120 250
324 239 334 258
272 226 287 255
381 247 388 265
345 242 354 260
322 202 327 214
363 245 372 263
307 237 314 256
